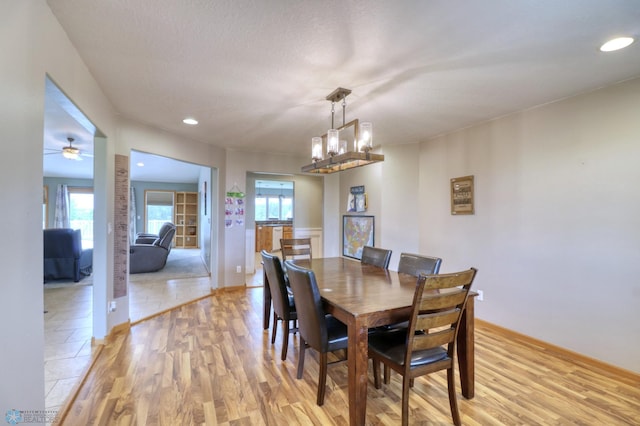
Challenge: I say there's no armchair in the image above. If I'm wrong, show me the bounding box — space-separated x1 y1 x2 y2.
129 223 176 274
134 222 174 245
44 228 93 282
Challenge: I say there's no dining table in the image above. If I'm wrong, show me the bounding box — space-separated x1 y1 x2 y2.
262 256 477 426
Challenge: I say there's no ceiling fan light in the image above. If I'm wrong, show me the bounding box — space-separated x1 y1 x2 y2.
62 146 80 160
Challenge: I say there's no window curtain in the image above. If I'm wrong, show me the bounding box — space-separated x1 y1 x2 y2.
129 187 137 243
53 184 70 228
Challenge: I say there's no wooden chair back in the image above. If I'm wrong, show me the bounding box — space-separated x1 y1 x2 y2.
368 267 477 426
408 268 476 362
280 238 312 261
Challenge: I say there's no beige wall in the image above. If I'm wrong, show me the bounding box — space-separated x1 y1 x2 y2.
0 0 117 410
369 78 640 373
329 78 640 373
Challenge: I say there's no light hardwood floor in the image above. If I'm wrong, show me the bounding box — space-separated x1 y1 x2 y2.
43 250 214 413
59 283 640 425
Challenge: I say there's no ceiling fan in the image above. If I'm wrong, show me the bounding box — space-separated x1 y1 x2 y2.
44 137 92 161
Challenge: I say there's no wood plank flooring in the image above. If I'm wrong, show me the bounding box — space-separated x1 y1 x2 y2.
62 286 640 425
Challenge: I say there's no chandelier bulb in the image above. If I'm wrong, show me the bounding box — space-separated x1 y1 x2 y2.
311 137 323 161
327 129 339 157
359 122 373 152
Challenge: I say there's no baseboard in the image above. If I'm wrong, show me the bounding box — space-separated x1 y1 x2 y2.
53 344 105 425
476 319 640 382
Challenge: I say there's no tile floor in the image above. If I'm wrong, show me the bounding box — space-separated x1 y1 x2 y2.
42 251 264 414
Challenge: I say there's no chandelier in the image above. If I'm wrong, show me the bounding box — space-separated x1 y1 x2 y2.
301 87 384 174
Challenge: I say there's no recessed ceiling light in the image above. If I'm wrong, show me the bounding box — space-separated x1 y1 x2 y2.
183 117 198 125
600 36 634 52
136 162 144 167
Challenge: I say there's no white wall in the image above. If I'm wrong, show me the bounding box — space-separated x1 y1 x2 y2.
0 0 116 412
414 78 640 373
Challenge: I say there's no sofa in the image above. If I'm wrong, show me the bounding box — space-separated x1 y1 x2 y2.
129 223 176 274
44 228 93 282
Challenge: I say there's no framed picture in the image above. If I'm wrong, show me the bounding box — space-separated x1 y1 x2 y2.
450 175 474 215
343 215 375 260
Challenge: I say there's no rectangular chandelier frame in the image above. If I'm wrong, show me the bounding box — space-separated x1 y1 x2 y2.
301 118 384 174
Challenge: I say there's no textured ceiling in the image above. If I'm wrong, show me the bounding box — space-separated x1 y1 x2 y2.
45 0 640 164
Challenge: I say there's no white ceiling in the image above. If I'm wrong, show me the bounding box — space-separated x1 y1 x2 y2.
43 0 640 180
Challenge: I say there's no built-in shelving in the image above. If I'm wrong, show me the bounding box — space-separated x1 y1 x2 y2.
175 192 198 248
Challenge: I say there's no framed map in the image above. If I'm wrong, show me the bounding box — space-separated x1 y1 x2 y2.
343 215 374 260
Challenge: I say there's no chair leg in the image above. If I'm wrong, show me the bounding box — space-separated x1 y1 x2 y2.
401 374 411 426
281 319 289 360
296 341 306 379
317 352 328 406
383 364 390 384
373 359 382 389
271 313 278 344
447 367 461 426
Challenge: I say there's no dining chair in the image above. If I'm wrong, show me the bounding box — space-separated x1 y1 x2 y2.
360 245 392 269
379 253 443 383
280 238 312 261
397 253 442 277
261 250 297 361
368 268 477 426
284 260 349 406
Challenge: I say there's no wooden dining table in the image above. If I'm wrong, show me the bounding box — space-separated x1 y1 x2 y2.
262 257 476 426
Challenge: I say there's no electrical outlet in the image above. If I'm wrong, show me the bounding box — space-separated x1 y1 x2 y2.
236 265 242 273
108 301 117 312
477 290 484 302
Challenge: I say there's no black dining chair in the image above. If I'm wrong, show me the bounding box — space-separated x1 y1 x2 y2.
368 268 477 426
261 250 297 361
361 245 392 269
284 260 349 406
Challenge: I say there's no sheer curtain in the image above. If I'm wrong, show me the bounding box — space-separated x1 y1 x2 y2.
53 184 70 228
129 187 137 243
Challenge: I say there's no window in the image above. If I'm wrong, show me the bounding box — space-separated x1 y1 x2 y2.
68 187 94 248
255 180 293 221
145 190 174 234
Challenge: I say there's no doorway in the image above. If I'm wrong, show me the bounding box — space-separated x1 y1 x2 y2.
42 76 102 410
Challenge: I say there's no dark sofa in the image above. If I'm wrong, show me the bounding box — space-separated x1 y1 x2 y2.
44 228 93 282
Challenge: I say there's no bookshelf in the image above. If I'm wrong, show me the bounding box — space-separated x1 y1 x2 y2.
175 191 198 248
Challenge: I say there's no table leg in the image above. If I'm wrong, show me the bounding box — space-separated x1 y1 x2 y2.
457 295 475 398
263 268 271 330
347 317 369 425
